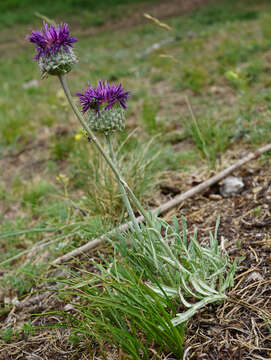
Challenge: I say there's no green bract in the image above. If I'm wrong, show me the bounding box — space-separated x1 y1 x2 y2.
38 48 77 77
86 106 125 135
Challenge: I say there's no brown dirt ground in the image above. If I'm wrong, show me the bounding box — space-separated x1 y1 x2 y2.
176 160 271 360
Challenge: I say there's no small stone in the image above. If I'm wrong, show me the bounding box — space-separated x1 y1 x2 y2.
11 296 20 306
246 271 264 282
209 86 226 94
64 304 75 311
252 186 262 194
220 176 244 198
187 31 196 38
245 194 253 200
136 37 175 58
209 194 222 200
4 297 11 305
22 79 39 89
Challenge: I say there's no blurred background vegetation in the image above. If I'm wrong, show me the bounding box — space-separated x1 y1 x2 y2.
0 0 158 29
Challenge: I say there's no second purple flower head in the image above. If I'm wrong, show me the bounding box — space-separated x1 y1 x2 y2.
76 81 131 134
76 81 130 113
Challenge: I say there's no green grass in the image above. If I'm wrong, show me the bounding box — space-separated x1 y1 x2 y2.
2 263 47 295
184 113 233 168
141 99 161 134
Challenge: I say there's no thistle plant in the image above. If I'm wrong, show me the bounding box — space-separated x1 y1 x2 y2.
28 22 152 236
75 81 145 234
27 22 236 358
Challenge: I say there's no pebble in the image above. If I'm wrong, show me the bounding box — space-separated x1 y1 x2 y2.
209 194 222 200
246 271 264 282
22 79 39 89
220 176 244 198
136 37 175 58
64 304 75 311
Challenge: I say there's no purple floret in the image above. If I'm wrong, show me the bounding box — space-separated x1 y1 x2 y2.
76 81 131 113
27 22 77 60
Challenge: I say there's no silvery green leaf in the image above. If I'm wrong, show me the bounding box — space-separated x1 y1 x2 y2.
171 294 227 327
159 255 191 275
181 216 188 246
147 284 178 297
180 276 199 298
194 278 218 295
191 278 215 297
178 289 194 308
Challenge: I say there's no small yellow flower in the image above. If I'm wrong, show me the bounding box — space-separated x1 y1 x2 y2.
56 173 69 184
75 133 83 141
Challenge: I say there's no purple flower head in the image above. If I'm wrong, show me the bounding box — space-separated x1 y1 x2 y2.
27 22 77 60
76 81 131 113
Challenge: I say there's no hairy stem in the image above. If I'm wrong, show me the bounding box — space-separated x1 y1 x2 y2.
105 135 142 238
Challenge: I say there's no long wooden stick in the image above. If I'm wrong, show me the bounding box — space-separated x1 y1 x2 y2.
53 143 271 265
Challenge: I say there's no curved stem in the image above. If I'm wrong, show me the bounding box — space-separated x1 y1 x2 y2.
58 74 152 226
105 135 142 238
